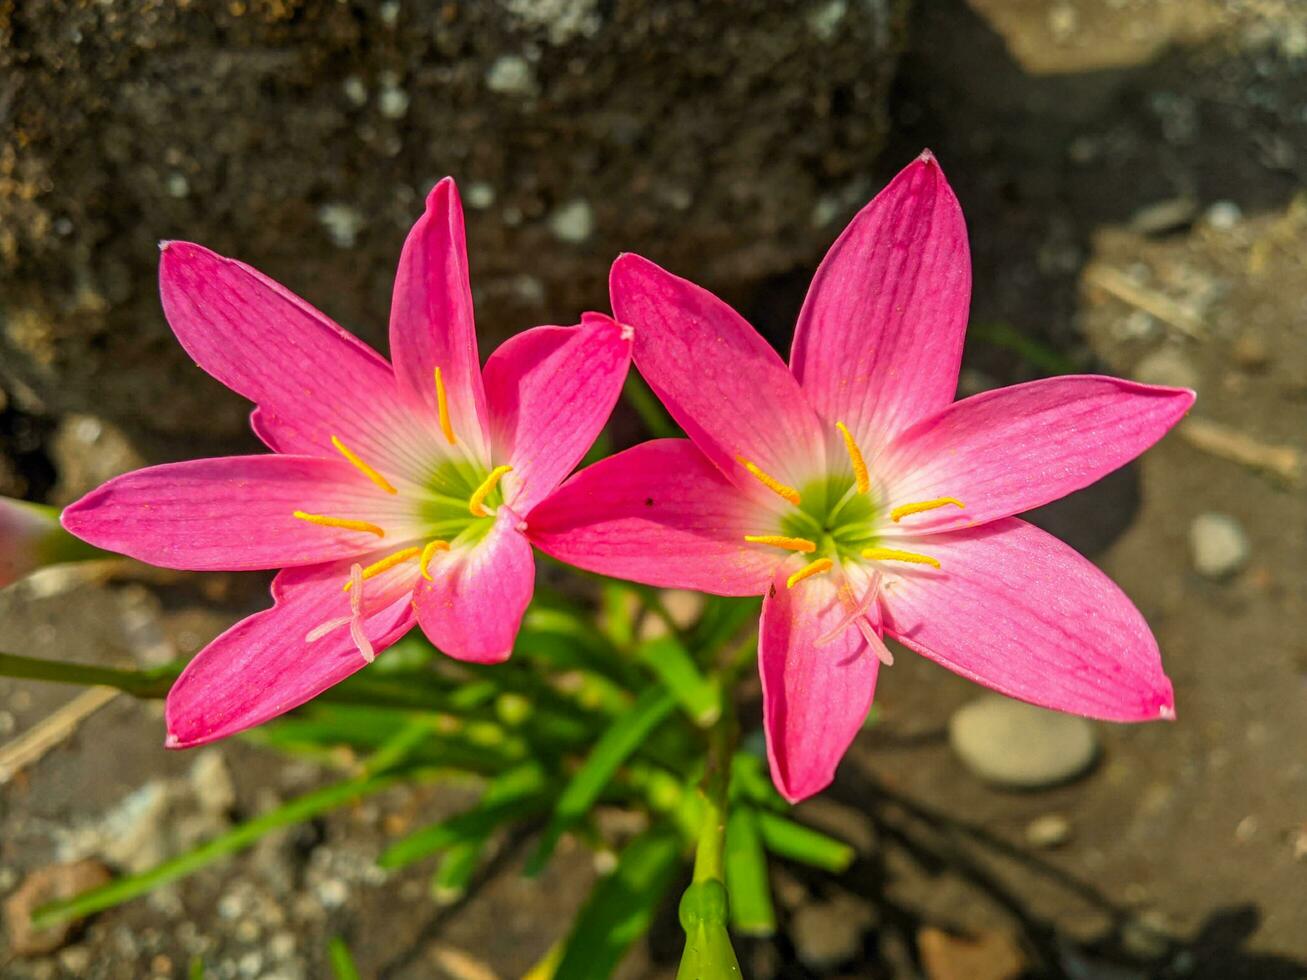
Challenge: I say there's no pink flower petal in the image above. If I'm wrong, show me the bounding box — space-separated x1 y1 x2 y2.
484 313 632 514
790 152 971 445
159 242 441 485
526 439 780 597
760 564 881 803
61 455 422 571
882 518 1175 721
878 377 1195 534
388 178 491 460
414 509 535 664
165 557 418 747
610 254 826 491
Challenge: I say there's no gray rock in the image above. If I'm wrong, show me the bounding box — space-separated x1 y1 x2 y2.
790 894 870 971
0 1 906 450
1189 513 1249 579
949 695 1099 789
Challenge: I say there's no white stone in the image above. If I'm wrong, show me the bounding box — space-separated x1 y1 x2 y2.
486 55 537 97
949 695 1098 788
548 199 594 243
1189 513 1249 579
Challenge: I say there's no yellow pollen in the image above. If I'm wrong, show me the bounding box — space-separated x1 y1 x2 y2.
890 497 965 523
434 366 456 445
835 421 871 495
862 546 941 569
469 465 513 517
420 539 450 580
786 557 833 589
292 511 385 537
736 456 801 506
331 436 398 495
744 534 817 553
343 546 421 590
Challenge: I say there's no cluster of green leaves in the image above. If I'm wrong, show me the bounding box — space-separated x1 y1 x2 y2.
1 577 853 978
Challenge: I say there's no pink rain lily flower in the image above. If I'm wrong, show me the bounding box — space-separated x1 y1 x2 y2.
63 179 632 748
530 152 1195 803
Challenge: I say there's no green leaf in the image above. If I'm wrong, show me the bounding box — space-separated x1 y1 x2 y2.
754 811 855 873
430 836 486 905
527 686 677 875
327 936 362 980
553 828 683 980
600 582 637 649
690 597 762 659
623 374 678 439
729 751 785 811
637 636 721 727
724 807 775 936
379 762 552 870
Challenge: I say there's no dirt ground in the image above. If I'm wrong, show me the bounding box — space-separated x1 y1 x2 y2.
2 1 1306 978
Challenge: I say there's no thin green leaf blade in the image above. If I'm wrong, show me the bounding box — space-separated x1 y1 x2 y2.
638 636 721 728
527 687 677 875
553 828 683 980
724 807 775 936
754 811 855 873
379 762 551 869
327 936 362 980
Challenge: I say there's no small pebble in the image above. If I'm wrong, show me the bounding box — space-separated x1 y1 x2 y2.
1133 347 1199 391
1025 814 1073 849
1129 198 1197 236
949 695 1099 789
1189 513 1249 579
1231 331 1269 371
1121 911 1172 960
465 182 496 209
919 926 1027 980
548 199 595 243
485 55 537 96
790 894 869 970
1205 200 1242 230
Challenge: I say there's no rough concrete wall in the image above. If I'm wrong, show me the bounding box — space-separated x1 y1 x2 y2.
0 0 907 451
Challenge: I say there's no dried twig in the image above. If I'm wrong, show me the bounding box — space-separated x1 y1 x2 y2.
0 687 120 784
1179 416 1302 486
1084 265 1205 339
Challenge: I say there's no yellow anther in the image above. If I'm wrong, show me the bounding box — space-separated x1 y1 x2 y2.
835 421 870 495
434 366 456 445
292 511 385 538
736 456 801 506
420 539 451 580
331 436 398 495
744 534 817 553
343 546 421 590
890 497 965 523
861 546 941 569
469 465 513 517
786 557 833 589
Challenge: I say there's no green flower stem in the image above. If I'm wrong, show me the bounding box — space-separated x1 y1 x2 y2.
0 652 176 697
676 695 743 980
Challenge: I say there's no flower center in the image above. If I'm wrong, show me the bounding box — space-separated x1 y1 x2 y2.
739 421 966 592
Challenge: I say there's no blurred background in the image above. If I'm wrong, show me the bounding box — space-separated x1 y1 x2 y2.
1 0 1305 977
